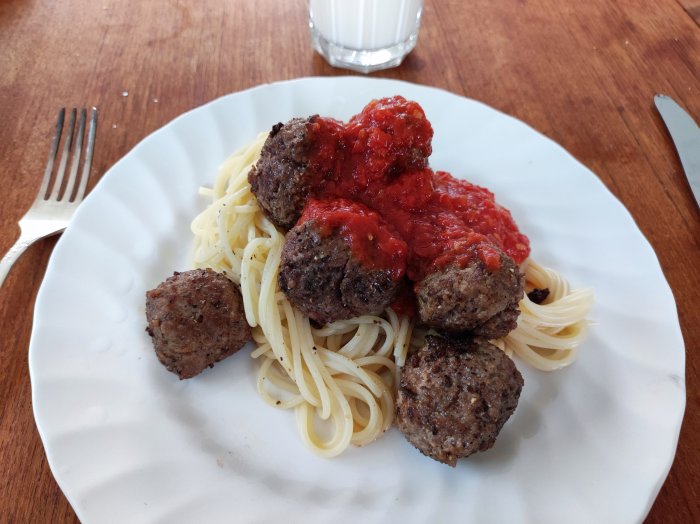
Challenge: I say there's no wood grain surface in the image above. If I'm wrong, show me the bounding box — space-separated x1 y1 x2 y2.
1 0 698 522
678 0 700 23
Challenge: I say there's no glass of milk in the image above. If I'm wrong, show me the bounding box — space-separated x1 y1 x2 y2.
309 0 423 73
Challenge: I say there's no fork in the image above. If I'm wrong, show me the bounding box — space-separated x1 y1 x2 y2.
0 107 98 287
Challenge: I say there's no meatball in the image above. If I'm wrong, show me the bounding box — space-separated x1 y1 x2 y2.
345 95 433 177
248 117 339 231
248 100 434 231
395 335 524 466
145 269 251 379
279 220 400 325
415 249 524 339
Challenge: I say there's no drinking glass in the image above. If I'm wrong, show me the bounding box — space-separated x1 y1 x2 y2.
309 0 424 73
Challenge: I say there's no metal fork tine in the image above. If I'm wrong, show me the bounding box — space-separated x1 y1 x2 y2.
74 107 97 202
38 108 66 199
49 108 77 201
63 108 87 202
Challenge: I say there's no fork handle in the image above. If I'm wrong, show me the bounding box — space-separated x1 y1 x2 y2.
0 237 33 288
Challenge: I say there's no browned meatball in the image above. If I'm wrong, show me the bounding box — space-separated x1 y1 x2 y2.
248 117 339 231
279 220 400 325
248 107 433 232
415 249 524 339
145 269 251 379
395 335 524 466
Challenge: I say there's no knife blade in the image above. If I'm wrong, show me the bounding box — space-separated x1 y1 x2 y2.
654 94 700 208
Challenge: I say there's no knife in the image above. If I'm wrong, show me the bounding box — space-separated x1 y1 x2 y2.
654 94 700 208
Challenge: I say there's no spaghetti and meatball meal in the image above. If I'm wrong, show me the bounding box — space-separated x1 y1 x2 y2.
145 96 593 465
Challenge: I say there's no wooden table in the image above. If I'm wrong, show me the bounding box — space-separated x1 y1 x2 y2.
1 0 698 521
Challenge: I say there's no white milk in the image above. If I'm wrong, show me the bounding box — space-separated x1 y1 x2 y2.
309 0 423 50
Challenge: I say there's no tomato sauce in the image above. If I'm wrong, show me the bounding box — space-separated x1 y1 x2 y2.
298 198 408 281
296 95 530 284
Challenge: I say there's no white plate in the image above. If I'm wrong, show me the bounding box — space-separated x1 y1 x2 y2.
29 77 686 524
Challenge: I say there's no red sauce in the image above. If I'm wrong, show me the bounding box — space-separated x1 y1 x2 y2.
295 95 530 287
299 198 408 281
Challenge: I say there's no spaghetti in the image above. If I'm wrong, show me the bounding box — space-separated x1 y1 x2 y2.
190 133 593 456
